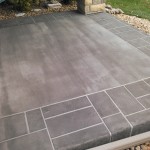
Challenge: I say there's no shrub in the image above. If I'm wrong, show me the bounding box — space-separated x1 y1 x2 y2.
8 0 31 10
7 0 76 11
7 0 44 11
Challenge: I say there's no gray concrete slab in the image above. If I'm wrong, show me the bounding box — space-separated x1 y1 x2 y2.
145 78 150 85
138 95 150 109
106 86 144 115
88 92 119 118
125 81 150 98
1 14 150 117
0 130 53 150
42 96 90 118
0 11 150 150
127 109 150 136
26 109 46 132
103 113 131 142
0 113 27 142
46 107 101 138
128 38 150 48
52 124 110 150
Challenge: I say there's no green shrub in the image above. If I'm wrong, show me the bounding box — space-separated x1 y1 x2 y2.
7 0 44 11
7 0 76 11
32 0 41 5
8 0 32 11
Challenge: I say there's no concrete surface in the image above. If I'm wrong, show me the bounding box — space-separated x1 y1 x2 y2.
0 11 150 150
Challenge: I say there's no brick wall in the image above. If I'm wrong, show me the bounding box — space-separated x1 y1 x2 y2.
77 0 106 14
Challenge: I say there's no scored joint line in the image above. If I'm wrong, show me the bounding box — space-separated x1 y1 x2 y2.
124 86 147 110
104 91 133 137
51 123 103 140
86 95 112 142
0 77 150 123
24 112 30 134
40 108 55 150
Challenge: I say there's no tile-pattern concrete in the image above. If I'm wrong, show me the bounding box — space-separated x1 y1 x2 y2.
88 92 119 118
103 113 131 141
26 109 46 132
52 124 110 150
0 113 27 142
139 46 150 57
127 109 150 136
42 96 90 118
125 81 150 98
46 107 101 138
0 11 150 150
138 95 150 109
106 86 144 115
145 78 150 85
128 39 150 48
0 130 53 150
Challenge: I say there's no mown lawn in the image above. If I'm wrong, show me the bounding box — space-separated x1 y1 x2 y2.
106 0 150 20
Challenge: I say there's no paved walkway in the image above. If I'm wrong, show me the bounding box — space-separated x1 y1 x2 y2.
0 11 150 150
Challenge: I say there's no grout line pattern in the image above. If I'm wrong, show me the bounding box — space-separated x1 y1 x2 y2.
0 77 150 120
86 96 112 142
0 13 150 148
124 86 146 110
137 93 150 99
24 112 30 134
44 105 92 120
126 108 150 117
40 108 55 150
51 123 103 140
102 112 120 119
0 128 46 144
104 91 133 137
143 79 150 87
0 78 149 144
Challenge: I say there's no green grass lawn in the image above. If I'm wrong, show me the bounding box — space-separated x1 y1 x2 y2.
106 0 150 20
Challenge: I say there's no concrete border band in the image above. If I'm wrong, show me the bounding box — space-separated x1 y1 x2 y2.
88 131 150 150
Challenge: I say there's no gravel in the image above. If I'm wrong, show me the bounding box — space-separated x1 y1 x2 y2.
114 14 150 34
125 141 150 150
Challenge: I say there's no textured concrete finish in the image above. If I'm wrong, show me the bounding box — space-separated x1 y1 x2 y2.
0 130 53 150
103 113 131 141
0 12 150 150
26 109 46 132
0 13 150 117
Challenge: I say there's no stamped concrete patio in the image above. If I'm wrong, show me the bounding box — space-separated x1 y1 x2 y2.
0 11 150 150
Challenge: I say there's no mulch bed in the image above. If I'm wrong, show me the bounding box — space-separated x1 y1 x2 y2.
0 3 77 20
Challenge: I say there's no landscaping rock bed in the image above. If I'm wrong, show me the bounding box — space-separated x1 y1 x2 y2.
125 141 150 150
103 4 150 34
115 14 150 34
